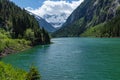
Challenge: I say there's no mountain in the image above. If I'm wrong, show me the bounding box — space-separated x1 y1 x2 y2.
29 12 56 33
35 16 56 33
43 13 68 28
0 0 50 45
53 0 120 37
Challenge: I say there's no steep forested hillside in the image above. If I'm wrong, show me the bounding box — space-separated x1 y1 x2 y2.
53 0 120 37
0 0 50 56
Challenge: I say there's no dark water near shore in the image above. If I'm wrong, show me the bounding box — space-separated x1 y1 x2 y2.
1 38 120 80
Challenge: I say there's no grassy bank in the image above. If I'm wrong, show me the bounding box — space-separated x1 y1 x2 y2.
0 29 31 57
0 30 41 80
0 61 40 80
0 62 27 79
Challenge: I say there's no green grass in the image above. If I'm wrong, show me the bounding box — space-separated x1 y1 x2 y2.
0 29 31 53
0 39 31 51
0 62 27 80
0 62 41 80
0 29 41 80
81 23 106 37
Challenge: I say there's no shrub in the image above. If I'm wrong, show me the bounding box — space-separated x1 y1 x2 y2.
26 66 41 80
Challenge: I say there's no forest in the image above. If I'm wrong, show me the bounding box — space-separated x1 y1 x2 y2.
0 0 50 56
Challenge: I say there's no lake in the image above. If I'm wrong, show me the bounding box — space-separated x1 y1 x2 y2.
1 38 120 80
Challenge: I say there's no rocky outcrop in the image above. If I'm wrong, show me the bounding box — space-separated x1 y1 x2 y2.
0 48 16 57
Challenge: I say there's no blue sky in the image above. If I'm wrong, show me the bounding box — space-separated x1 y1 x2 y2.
11 0 43 9
11 0 79 9
11 0 84 28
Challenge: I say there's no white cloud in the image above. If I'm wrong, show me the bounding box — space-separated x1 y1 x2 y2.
26 0 83 17
26 0 84 27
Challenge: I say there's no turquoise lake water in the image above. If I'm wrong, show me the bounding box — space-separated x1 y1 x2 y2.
1 38 120 80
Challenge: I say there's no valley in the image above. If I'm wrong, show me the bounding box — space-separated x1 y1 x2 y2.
0 0 120 80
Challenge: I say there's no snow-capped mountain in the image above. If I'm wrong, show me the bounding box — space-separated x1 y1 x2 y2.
43 13 69 28
28 12 56 33
26 0 84 28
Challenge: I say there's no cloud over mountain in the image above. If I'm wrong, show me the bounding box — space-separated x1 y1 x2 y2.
26 0 84 27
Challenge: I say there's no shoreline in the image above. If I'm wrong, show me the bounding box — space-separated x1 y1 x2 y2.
0 42 51 58
0 46 31 58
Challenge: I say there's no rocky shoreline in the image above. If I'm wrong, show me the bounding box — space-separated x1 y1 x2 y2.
0 47 30 57
0 48 20 57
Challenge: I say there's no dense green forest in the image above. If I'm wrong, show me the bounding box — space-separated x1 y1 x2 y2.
0 0 50 56
53 0 120 37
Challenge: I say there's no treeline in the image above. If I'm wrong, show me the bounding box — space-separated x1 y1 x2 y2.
0 0 50 45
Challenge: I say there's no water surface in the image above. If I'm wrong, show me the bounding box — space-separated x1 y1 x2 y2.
1 38 120 80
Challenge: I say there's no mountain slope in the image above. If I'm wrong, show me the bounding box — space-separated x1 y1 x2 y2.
43 13 68 28
53 0 120 37
29 12 56 33
35 15 56 33
0 0 50 44
0 0 50 55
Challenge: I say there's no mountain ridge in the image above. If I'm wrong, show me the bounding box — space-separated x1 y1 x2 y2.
28 12 56 33
43 13 68 28
53 0 120 37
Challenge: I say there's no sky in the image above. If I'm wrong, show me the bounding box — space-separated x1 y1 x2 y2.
11 0 84 27
11 0 82 9
11 0 84 16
